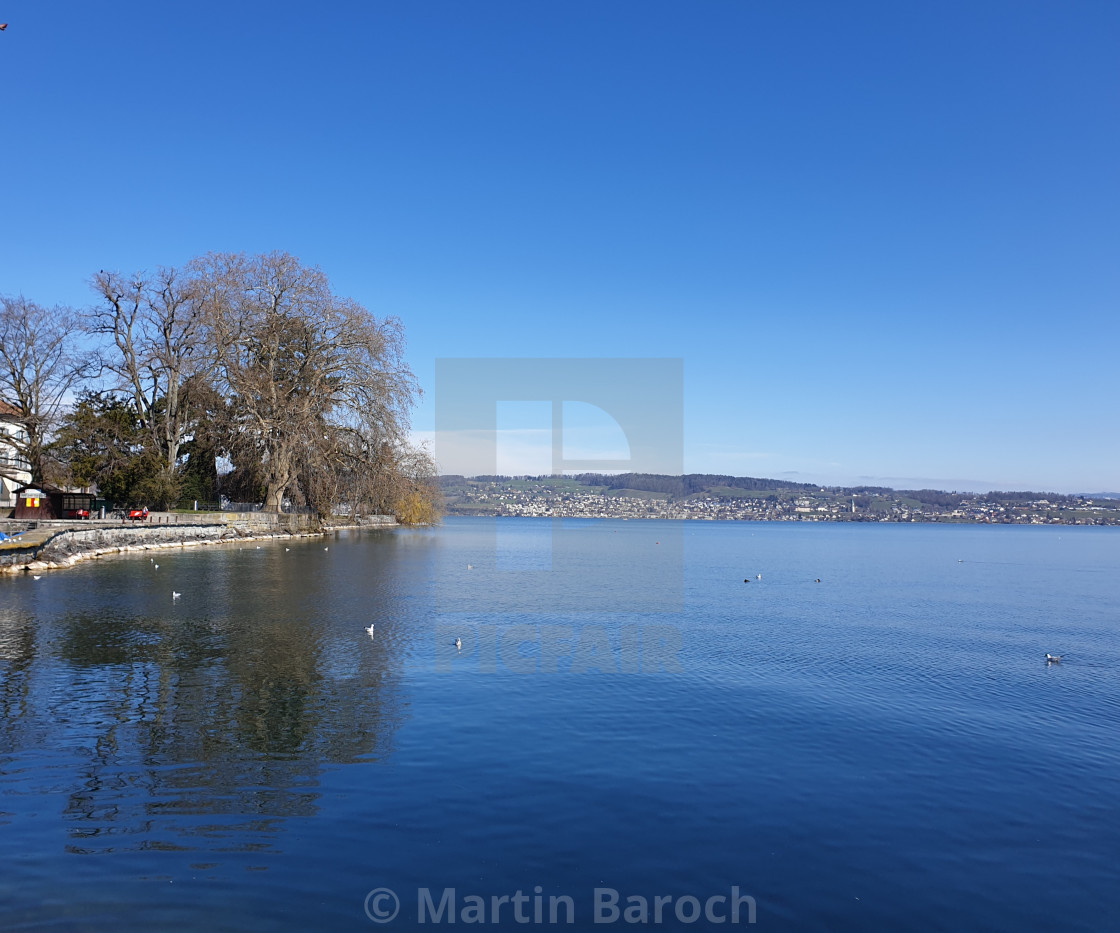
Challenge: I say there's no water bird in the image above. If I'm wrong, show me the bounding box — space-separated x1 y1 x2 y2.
467 564 473 570
153 564 159 569
256 546 261 550
757 573 762 580
32 575 41 580
172 591 181 600
743 578 750 583
365 624 375 637
455 637 462 650
1045 653 1062 663
815 578 821 583
285 547 290 552
324 546 329 551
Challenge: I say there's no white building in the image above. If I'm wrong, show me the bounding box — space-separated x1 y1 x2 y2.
1 400 32 509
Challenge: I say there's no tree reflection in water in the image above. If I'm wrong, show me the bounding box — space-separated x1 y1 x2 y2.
0 532 415 857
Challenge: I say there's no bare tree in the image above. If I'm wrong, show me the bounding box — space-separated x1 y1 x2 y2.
88 265 213 505
0 295 92 487
200 251 420 513
382 441 441 524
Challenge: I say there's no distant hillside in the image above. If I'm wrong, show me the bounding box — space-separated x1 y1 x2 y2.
437 474 1119 524
571 472 820 496
440 473 1083 504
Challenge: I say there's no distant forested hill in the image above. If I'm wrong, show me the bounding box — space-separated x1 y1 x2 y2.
570 473 820 496
439 473 1088 507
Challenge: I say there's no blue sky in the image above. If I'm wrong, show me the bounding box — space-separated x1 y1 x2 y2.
1 1 1117 492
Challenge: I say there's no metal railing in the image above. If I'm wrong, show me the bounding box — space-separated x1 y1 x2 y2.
174 498 222 512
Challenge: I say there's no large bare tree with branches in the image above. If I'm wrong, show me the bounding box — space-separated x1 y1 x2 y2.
0 295 92 487
88 265 213 506
200 251 420 513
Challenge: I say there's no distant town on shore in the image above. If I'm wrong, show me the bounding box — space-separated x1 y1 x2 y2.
441 473 1120 525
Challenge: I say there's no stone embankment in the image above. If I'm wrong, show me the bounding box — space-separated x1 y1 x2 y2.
0 514 397 574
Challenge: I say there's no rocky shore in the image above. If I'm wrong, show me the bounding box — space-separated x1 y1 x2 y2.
0 515 397 574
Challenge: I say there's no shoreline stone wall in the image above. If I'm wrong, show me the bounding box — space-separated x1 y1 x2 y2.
0 514 398 574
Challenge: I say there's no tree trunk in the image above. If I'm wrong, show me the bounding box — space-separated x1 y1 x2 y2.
29 431 45 488
263 443 293 512
263 484 285 512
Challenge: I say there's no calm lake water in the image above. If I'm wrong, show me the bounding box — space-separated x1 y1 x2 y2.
1 518 1118 931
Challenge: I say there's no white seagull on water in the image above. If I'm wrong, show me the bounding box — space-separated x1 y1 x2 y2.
455 636 462 650
365 624 375 637
172 591 181 600
1046 653 1063 663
